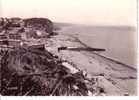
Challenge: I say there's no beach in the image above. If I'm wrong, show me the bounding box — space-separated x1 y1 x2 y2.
46 24 137 95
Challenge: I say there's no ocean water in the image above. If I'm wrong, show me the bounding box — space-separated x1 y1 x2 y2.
58 25 137 67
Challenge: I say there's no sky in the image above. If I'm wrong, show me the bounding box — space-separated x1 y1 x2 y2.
0 0 137 26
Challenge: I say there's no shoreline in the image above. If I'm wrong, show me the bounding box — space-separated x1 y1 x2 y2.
56 24 136 67
69 35 136 70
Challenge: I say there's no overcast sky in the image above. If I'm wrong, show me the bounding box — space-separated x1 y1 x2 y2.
1 0 137 26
